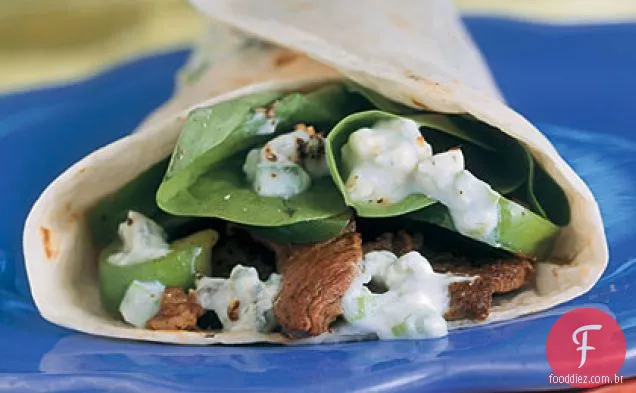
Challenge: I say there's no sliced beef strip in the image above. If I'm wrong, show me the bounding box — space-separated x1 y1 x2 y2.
362 232 393 254
363 231 535 321
430 255 535 294
432 255 535 321
146 288 204 330
445 278 493 321
362 230 423 256
365 231 535 294
273 232 363 338
262 227 535 329
260 241 313 275
256 219 356 274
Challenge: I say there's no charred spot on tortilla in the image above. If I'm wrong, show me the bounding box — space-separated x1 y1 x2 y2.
273 51 299 68
39 226 58 261
411 98 427 108
404 71 423 81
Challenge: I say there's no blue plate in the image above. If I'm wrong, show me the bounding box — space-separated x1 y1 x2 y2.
1 17 636 393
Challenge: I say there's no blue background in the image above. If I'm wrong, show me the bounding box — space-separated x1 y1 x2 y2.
1 18 635 392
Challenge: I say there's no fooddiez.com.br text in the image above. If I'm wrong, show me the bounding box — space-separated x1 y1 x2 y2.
548 373 624 385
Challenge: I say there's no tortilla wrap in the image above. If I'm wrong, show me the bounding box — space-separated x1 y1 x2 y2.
23 0 607 344
135 22 338 131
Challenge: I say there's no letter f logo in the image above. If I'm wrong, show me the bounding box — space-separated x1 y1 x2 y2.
547 309 626 388
572 324 602 368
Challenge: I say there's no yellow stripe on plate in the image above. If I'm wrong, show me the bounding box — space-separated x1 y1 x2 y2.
0 0 204 92
456 0 636 23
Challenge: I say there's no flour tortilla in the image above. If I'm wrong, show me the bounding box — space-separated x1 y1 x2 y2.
134 22 338 131
23 0 607 344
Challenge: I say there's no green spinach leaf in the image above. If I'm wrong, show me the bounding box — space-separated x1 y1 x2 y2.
159 155 348 226
157 84 369 226
532 162 571 225
344 82 418 114
409 114 495 152
326 111 437 217
160 91 283 203
325 110 531 218
160 154 347 227
275 84 370 128
87 159 194 248
450 115 570 225
408 198 560 259
243 212 352 243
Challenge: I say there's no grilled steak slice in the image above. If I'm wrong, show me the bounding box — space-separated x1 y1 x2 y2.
273 232 362 338
261 226 535 327
431 256 535 294
363 232 534 321
147 288 204 330
444 279 493 321
362 230 423 256
256 219 356 274
433 255 535 321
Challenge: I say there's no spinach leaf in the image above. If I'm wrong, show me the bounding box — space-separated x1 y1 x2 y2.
157 84 369 226
344 82 418 114
87 159 193 248
159 155 348 226
275 84 370 128
243 212 352 243
160 91 283 203
450 116 570 225
326 111 437 217
504 147 570 226
325 110 531 218
409 114 495 152
408 198 560 259
518 147 547 218
533 162 571 226
437 115 531 196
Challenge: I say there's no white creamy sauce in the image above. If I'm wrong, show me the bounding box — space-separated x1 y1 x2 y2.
243 126 328 198
196 265 282 333
344 118 501 243
246 110 279 136
119 280 165 328
342 251 467 339
108 211 171 266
